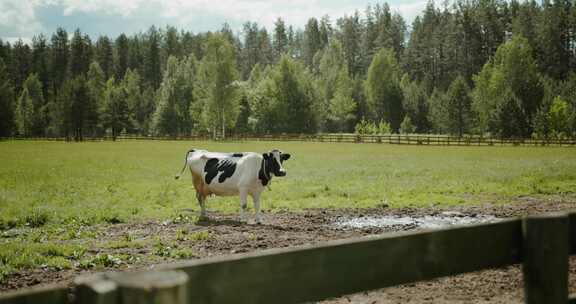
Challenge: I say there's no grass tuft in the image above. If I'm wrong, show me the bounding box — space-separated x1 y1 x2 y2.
24 209 51 228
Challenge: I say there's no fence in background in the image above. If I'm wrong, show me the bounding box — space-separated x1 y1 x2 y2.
226 133 576 146
1 212 575 304
3 134 576 146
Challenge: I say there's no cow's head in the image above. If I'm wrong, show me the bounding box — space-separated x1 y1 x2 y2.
264 149 291 177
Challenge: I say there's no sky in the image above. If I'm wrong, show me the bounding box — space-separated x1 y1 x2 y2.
0 0 428 44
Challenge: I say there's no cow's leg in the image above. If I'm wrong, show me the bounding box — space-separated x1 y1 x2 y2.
252 191 262 224
239 188 248 222
196 192 207 219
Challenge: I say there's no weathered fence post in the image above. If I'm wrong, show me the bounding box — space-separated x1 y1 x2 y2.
111 270 188 304
522 213 569 304
74 273 118 304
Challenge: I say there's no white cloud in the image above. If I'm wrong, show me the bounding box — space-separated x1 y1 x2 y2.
48 0 387 30
0 0 44 39
155 0 366 31
153 0 427 32
392 0 427 25
60 0 145 17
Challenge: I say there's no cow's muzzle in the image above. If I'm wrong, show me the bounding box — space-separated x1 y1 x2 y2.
276 170 286 177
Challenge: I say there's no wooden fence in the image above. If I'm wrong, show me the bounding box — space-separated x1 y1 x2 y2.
2 134 576 146
1 212 575 304
229 133 576 146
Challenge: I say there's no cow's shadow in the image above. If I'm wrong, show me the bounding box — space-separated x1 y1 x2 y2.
195 217 281 228
195 217 244 227
178 209 280 228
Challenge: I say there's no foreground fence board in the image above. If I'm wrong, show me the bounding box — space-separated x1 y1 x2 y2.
3 213 575 304
154 219 522 304
0 284 69 304
569 213 576 255
522 214 569 304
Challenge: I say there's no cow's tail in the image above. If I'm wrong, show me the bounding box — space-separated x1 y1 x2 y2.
175 149 195 180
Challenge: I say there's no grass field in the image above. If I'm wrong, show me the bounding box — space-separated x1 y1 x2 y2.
0 140 575 283
1 140 576 227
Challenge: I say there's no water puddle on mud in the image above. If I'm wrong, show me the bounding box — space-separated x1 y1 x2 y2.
334 211 500 230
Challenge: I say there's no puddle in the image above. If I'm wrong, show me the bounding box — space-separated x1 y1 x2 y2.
334 211 500 230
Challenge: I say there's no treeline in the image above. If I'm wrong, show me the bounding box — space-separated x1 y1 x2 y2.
0 0 575 140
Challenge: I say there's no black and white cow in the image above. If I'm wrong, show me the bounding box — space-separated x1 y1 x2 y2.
175 149 291 223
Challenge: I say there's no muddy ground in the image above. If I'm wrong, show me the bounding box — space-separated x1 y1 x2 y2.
2 198 576 303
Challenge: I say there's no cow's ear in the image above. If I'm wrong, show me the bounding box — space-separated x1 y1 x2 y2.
281 153 291 161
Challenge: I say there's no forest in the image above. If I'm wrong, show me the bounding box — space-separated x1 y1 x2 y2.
0 0 575 140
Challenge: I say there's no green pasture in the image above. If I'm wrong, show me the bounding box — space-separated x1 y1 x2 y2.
1 140 575 228
0 140 575 282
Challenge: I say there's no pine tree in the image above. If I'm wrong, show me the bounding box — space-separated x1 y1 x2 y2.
0 39 11 68
121 69 144 134
536 0 571 79
95 36 114 80
373 3 406 58
128 35 145 72
549 95 571 138
195 34 240 138
48 78 73 138
273 18 288 60
337 13 362 76
329 68 357 132
151 55 196 135
115 34 129 80
365 48 404 131
31 34 50 98
68 76 91 141
446 75 472 136
400 115 415 134
144 27 162 89
69 29 92 77
122 69 155 135
0 58 15 136
258 28 273 67
101 78 130 140
319 15 332 50
86 61 105 136
400 75 430 133
241 22 260 80
427 88 448 133
317 40 356 132
11 39 31 92
16 74 45 136
472 36 542 137
303 18 322 68
163 26 181 61
50 28 69 96
174 55 196 134
511 0 539 48
254 55 318 133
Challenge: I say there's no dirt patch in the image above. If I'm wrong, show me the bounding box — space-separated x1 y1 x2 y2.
1 198 576 303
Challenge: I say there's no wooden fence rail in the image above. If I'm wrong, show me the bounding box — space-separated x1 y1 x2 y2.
2 134 576 146
1 212 575 304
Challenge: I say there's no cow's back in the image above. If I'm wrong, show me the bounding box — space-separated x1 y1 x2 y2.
188 151 263 196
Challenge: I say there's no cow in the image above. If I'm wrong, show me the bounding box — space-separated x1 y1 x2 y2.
175 149 291 224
